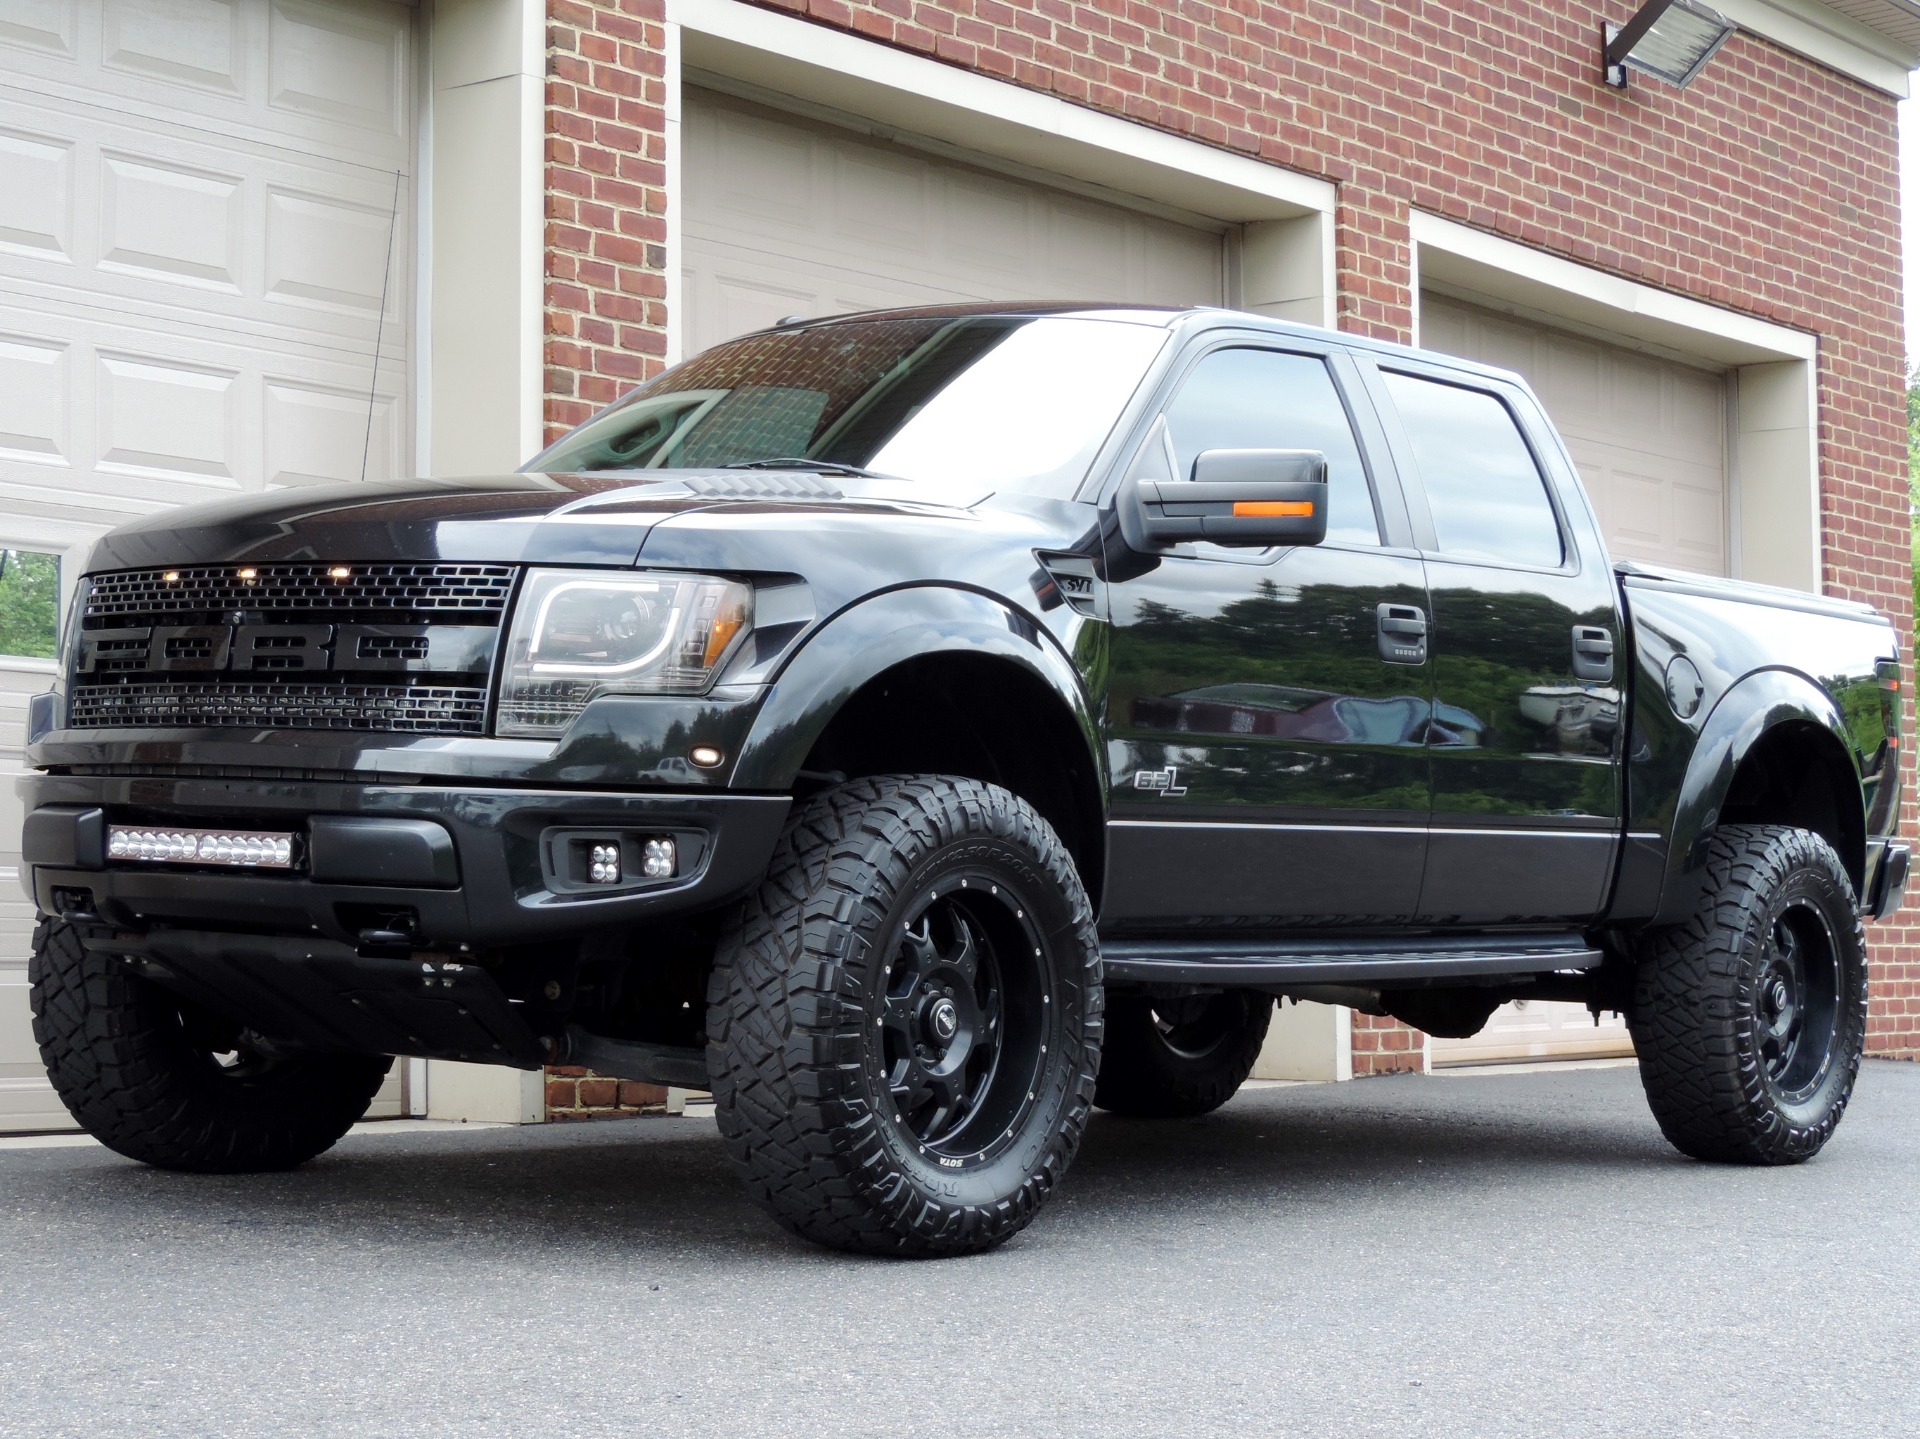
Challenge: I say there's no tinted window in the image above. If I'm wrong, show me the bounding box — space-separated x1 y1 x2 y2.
1161 348 1379 545
528 316 1168 498
1382 372 1564 568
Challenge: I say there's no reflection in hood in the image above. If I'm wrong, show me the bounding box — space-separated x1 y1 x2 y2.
82 469 992 572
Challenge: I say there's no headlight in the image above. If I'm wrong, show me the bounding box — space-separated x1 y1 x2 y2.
495 569 753 737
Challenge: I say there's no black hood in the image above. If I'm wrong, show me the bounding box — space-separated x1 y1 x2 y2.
82 471 993 572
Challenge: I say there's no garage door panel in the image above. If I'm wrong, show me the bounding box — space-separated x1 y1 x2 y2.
1671 480 1727 571
1136 223 1228 304
834 147 930 248
0 336 68 466
0 127 72 258
267 0 407 137
100 152 244 290
0 0 77 56
0 91 410 358
264 183 399 313
0 0 412 172
943 173 1034 274
696 103 809 215
683 88 1225 354
0 299 407 517
97 350 240 484
104 0 245 95
264 378 400 487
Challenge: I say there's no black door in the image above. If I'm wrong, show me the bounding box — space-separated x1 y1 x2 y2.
1099 341 1433 927
1363 359 1625 925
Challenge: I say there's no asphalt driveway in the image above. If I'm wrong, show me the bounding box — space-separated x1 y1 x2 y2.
2 1060 1916 1439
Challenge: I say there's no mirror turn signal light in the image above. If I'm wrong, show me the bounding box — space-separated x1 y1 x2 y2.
1231 500 1315 517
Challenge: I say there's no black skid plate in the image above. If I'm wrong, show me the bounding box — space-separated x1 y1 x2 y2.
82 928 547 1069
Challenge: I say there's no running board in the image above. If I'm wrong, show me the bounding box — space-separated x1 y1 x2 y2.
1100 935 1604 989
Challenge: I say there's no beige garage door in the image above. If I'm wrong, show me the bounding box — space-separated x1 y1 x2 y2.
681 88 1227 354
1421 293 1730 1065
1422 294 1729 576
0 0 416 1130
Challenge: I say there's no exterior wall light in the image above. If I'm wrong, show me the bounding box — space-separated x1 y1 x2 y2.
1602 0 1736 88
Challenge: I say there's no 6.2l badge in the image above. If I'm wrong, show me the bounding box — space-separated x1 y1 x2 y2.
1132 766 1188 797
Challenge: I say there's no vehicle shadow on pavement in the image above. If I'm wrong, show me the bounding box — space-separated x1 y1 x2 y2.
13 1070 1702 1260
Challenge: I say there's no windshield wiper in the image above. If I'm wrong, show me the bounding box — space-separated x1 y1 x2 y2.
718 457 897 479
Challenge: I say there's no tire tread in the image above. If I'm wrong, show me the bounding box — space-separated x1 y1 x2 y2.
706 775 1102 1255
1628 824 1867 1166
30 917 391 1172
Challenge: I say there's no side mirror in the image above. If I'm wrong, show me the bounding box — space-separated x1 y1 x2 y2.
1125 448 1330 549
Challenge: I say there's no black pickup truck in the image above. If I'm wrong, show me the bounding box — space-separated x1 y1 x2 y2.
21 304 1908 1255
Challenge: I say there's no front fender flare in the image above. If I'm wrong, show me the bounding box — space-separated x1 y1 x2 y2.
1654 667 1864 924
730 585 1106 797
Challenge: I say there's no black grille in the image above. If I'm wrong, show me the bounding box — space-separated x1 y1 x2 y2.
70 682 489 735
71 561 513 736
84 563 515 621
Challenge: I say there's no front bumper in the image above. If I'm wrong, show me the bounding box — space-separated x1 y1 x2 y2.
20 772 790 947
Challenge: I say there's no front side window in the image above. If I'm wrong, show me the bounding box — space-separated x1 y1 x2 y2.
529 315 1169 499
1160 348 1380 545
1381 372 1564 568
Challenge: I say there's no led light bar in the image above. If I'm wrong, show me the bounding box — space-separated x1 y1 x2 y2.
107 826 295 869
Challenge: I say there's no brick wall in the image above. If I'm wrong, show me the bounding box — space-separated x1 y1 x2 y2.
546 0 673 436
546 1066 671 1119
540 0 1918 1079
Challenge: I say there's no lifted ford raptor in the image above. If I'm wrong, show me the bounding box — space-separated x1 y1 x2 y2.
21 304 1908 1255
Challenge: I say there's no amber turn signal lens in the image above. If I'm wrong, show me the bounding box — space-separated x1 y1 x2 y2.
701 597 750 669
1231 500 1314 517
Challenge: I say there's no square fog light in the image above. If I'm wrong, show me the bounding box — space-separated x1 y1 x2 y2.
641 837 676 880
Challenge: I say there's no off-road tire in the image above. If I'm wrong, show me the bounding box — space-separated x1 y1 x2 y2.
1095 989 1272 1118
1628 824 1868 1165
30 917 392 1172
706 775 1103 1256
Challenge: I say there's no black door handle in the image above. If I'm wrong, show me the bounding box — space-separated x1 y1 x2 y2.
1572 625 1615 682
1378 603 1428 665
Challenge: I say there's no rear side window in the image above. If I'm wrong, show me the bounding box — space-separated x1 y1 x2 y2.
1162 348 1380 545
1381 372 1564 568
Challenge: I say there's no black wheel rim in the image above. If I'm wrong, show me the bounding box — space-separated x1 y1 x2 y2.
1755 899 1841 1101
875 873 1049 1163
1146 993 1243 1061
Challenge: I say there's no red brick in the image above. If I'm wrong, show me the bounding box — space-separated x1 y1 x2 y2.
576 1077 620 1107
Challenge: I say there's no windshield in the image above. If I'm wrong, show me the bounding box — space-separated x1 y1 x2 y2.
528 314 1170 497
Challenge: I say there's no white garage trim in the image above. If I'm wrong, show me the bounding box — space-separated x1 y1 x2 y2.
425 0 544 475
665 0 1336 343
1716 0 1916 97
407 0 552 1121
1410 212 1821 595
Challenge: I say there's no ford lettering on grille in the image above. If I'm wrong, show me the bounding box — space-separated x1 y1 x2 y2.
77 623 495 675
68 563 512 736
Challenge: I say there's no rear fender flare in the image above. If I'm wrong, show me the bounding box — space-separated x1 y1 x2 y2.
1655 668 1864 924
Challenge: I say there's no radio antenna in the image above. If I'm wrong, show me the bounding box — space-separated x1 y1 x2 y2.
360 168 403 484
